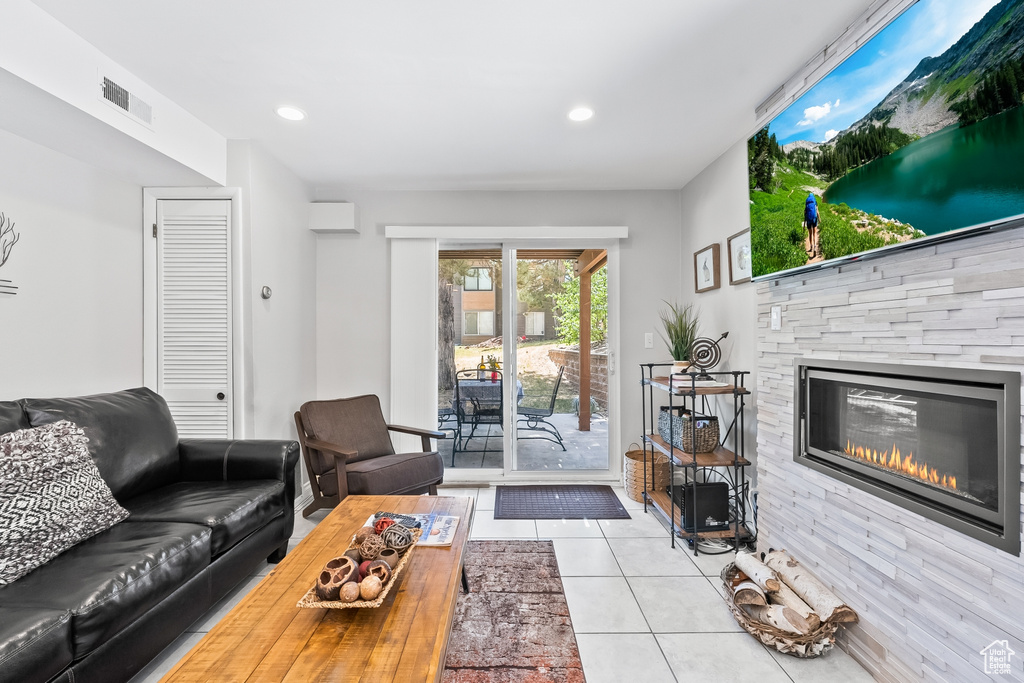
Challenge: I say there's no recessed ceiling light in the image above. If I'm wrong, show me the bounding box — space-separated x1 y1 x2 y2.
276 106 307 121
567 107 594 122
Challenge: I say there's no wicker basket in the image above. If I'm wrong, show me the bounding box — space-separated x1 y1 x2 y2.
658 406 719 453
297 528 422 609
624 444 669 503
720 562 839 658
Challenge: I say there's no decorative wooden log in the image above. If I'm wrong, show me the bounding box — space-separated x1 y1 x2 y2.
741 604 809 634
769 581 822 631
734 551 781 593
764 550 858 623
733 580 768 606
728 569 750 588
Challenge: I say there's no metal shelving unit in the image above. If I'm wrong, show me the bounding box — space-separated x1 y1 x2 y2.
640 363 755 554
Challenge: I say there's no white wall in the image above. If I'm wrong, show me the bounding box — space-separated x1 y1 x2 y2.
677 140 760 475
315 189 683 460
226 141 317 441
0 128 143 399
0 0 226 185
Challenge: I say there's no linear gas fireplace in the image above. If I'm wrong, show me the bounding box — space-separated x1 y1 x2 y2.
794 360 1020 555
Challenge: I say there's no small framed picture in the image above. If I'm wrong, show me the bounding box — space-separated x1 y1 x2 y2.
694 243 721 293
727 229 752 285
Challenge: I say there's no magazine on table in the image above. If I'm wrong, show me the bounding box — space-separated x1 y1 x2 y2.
362 512 460 547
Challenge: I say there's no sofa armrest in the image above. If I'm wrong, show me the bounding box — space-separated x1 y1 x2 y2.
179 439 300 483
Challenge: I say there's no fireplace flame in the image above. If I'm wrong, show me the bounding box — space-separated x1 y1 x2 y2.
844 440 957 491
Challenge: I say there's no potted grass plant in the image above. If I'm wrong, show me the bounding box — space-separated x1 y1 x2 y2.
659 301 700 373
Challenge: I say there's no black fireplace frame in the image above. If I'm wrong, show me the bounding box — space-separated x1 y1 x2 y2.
794 359 1021 555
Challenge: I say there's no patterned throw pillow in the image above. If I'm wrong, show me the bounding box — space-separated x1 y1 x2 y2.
0 420 129 585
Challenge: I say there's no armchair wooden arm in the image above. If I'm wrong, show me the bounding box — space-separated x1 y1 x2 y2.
302 437 357 462
387 423 446 452
295 435 358 503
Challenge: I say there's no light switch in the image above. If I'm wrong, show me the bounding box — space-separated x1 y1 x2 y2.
770 305 782 331
644 332 654 349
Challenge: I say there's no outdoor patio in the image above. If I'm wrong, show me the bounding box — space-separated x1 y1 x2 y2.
438 412 609 470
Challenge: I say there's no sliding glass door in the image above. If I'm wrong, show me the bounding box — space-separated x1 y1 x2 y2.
437 245 612 477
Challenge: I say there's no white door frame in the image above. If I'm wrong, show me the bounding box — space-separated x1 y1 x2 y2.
143 187 251 437
386 225 626 485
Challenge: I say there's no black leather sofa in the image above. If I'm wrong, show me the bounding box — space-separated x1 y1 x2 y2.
0 388 300 683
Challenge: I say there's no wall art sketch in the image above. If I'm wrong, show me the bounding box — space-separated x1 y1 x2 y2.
0 212 20 295
694 243 721 293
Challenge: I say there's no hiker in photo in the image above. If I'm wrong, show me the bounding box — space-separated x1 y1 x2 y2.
804 192 820 258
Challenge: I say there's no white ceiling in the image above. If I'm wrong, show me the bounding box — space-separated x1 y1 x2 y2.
32 0 875 192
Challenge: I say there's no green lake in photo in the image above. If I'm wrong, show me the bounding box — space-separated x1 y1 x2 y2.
824 106 1024 235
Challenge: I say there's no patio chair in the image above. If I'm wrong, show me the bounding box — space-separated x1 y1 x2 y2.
438 396 460 465
516 365 566 451
294 394 445 517
455 368 503 453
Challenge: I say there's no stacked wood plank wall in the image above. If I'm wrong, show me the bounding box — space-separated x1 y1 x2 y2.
756 225 1024 682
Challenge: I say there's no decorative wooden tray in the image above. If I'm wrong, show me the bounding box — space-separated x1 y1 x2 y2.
297 528 422 609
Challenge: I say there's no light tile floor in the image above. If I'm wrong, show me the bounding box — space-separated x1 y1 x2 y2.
131 486 875 683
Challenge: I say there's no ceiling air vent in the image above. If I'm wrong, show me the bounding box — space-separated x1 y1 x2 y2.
100 76 153 127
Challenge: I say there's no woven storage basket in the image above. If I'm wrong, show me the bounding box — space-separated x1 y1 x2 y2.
297 528 422 609
658 406 719 453
624 444 669 503
720 562 839 658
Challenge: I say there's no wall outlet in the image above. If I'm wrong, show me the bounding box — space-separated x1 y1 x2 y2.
770 305 782 331
644 332 654 348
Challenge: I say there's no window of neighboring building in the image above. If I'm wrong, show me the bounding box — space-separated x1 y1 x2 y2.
464 311 494 336
464 267 492 291
525 311 545 336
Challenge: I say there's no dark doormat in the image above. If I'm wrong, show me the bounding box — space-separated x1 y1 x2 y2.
494 484 631 519
443 540 585 682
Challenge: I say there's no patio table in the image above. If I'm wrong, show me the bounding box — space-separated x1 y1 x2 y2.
458 377 524 406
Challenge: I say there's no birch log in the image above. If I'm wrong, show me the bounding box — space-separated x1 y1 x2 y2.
734 551 781 593
768 582 821 631
733 580 767 606
741 604 809 634
764 550 858 623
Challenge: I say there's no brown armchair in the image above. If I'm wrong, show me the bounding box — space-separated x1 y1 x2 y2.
294 395 446 517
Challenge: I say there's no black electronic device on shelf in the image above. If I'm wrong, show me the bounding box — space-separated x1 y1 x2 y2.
670 482 730 532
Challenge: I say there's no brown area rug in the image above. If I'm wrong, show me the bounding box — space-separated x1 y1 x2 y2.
443 540 585 682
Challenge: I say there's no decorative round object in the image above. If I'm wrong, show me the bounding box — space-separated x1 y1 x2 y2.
344 548 363 564
374 517 396 535
359 560 372 580
690 332 728 381
381 524 414 553
690 338 722 371
354 526 376 545
339 581 361 603
368 559 392 584
359 575 383 600
314 556 358 601
359 534 386 561
377 548 400 569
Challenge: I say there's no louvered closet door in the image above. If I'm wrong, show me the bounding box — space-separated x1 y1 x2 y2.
156 199 233 438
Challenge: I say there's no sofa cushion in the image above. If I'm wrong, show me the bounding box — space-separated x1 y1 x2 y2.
0 421 130 585
123 481 286 557
0 607 73 683
0 522 210 658
346 450 444 496
0 400 29 435
24 387 180 501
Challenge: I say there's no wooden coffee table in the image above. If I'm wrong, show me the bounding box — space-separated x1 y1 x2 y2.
161 494 473 682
